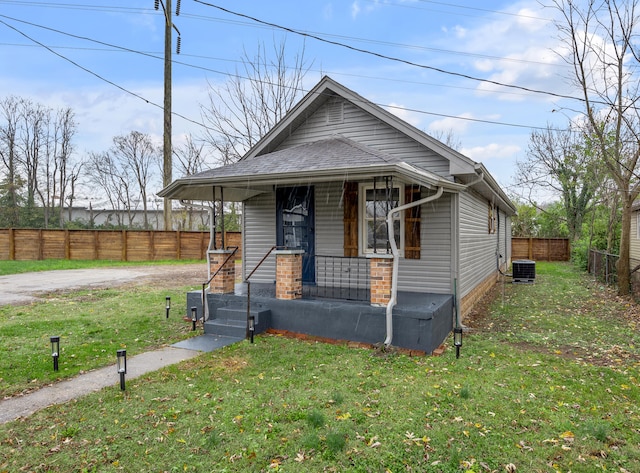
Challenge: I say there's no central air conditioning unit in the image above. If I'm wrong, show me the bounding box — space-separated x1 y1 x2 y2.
512 260 535 284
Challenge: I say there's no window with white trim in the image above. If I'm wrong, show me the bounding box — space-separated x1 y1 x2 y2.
360 182 404 254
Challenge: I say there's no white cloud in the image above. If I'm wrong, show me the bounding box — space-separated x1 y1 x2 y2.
453 25 467 39
351 1 361 18
428 113 474 135
436 0 574 102
461 142 521 161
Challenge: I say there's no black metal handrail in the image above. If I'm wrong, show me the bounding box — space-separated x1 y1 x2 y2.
245 246 281 341
201 246 238 324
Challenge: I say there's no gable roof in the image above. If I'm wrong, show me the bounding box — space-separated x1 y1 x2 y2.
159 76 515 214
159 135 464 201
244 76 475 172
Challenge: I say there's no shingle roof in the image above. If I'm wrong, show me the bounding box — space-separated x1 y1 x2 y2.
191 135 400 180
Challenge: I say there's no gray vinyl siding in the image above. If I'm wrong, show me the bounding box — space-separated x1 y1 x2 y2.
243 192 277 283
313 181 452 293
243 182 453 292
314 181 370 288
276 97 451 177
398 192 452 293
458 190 498 298
502 212 512 267
315 181 344 255
631 211 640 263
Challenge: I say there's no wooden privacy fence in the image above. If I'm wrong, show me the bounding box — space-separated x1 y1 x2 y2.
0 229 242 262
511 237 570 261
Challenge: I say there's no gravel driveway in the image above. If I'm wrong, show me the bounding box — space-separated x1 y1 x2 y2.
0 264 208 306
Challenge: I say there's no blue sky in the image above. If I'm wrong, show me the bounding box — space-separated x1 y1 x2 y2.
0 0 580 199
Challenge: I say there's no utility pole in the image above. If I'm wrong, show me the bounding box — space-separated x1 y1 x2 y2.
162 0 173 231
155 0 180 230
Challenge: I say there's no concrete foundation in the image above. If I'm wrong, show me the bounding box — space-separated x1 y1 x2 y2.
188 284 453 353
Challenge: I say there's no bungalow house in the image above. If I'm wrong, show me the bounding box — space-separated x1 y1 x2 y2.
159 76 516 353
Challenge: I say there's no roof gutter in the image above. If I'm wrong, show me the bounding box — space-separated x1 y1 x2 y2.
384 186 444 347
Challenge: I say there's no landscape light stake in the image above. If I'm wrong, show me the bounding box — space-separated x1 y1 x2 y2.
249 315 255 344
454 327 463 359
165 296 171 318
117 349 127 391
50 336 60 371
191 306 197 331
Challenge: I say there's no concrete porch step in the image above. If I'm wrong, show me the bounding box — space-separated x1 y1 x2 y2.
204 307 271 338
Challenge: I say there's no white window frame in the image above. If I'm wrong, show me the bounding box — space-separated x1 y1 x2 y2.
359 182 404 256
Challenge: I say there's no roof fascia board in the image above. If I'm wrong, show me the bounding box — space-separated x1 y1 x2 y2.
159 163 464 200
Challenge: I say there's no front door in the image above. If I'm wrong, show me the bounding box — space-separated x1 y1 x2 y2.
276 186 315 284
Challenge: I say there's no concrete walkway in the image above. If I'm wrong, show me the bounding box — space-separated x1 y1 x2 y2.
0 335 243 425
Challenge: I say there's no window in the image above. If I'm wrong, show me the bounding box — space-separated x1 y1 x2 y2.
488 201 497 234
360 183 404 254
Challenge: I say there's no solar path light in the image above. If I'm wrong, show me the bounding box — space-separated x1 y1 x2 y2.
191 306 197 331
50 336 60 371
117 349 127 391
454 327 463 359
249 315 255 344
165 296 171 318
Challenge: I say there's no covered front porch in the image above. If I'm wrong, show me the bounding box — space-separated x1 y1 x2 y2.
186 249 454 354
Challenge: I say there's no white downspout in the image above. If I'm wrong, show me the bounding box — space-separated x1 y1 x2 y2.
384 186 444 347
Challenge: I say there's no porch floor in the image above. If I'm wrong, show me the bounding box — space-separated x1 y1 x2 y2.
189 283 454 353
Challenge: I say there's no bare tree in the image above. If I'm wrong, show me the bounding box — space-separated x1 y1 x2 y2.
112 131 159 229
515 123 601 241
36 106 76 228
85 151 136 227
200 39 311 164
552 0 640 294
17 99 47 213
54 108 76 227
174 134 210 229
430 129 462 151
65 161 83 225
0 96 22 226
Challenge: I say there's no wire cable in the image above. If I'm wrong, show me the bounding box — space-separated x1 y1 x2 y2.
0 14 558 131
193 0 586 103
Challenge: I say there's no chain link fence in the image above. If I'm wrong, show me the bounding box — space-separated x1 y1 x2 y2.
588 248 619 285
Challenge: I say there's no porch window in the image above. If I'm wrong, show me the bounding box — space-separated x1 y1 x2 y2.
360 183 404 254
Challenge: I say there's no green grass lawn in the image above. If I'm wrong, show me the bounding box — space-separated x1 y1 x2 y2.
1 262 639 472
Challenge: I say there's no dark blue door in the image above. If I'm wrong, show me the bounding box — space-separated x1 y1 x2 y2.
276 186 315 284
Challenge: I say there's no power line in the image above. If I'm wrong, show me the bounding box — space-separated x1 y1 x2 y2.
0 14 557 131
0 0 568 70
179 12 567 69
414 0 551 21
0 39 551 101
193 0 585 103
0 17 215 132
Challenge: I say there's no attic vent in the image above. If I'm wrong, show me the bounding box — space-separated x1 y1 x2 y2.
512 260 535 284
326 101 344 124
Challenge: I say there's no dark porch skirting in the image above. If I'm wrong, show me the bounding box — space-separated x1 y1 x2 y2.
187 284 453 354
